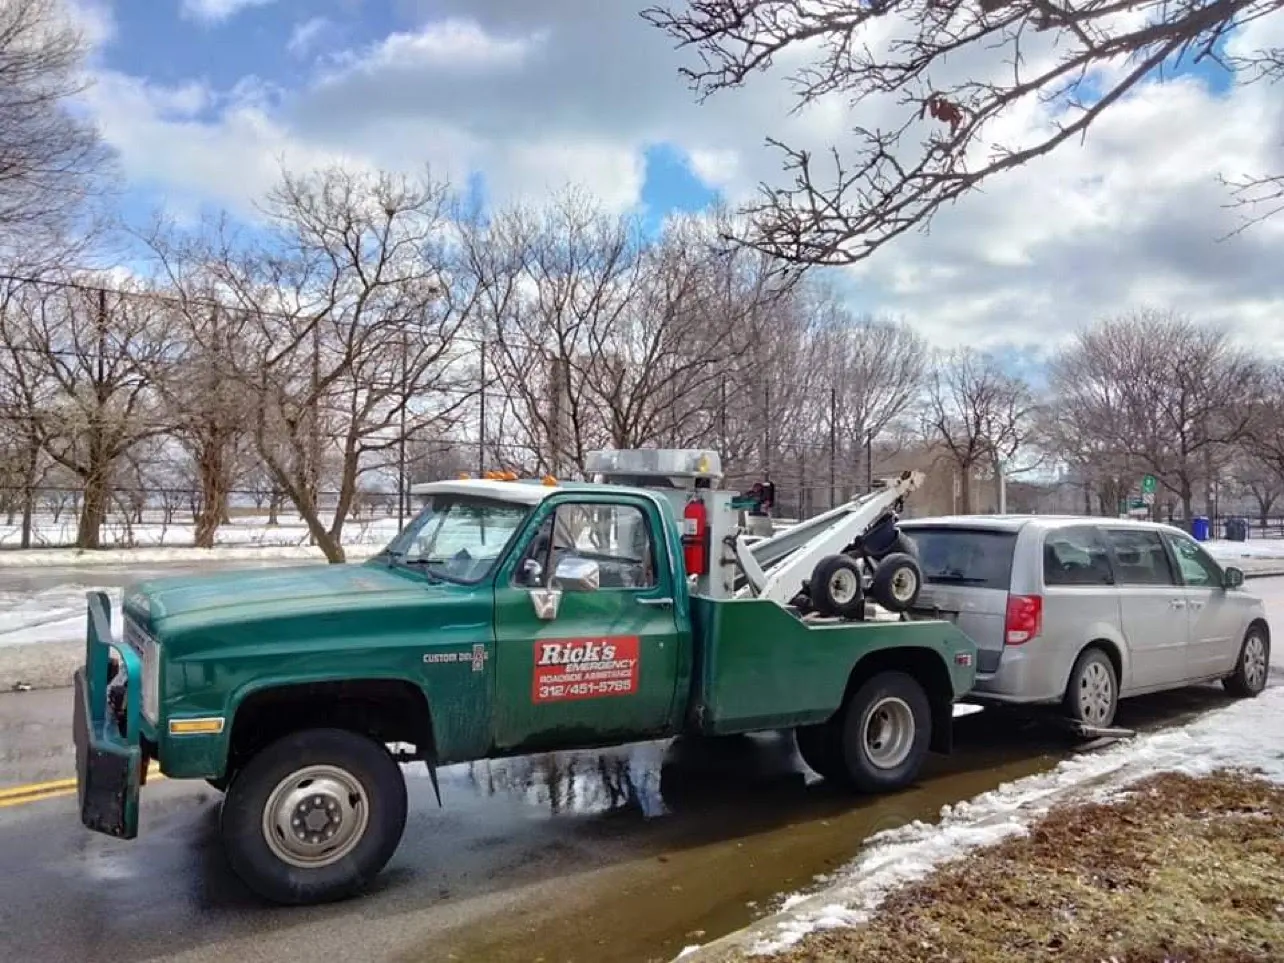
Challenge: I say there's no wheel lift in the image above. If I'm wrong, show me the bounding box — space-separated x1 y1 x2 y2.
584 449 926 617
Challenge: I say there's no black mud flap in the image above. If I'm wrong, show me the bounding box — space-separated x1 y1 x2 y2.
74 669 142 839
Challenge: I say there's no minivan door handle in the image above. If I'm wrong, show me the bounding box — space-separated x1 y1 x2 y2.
1169 598 1186 609
637 597 674 608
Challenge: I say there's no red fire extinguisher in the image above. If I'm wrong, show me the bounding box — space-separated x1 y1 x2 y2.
682 495 708 576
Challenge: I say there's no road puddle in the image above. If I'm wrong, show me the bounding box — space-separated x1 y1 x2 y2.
411 686 1238 963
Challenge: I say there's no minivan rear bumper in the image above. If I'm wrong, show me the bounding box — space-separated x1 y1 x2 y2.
968 644 1066 705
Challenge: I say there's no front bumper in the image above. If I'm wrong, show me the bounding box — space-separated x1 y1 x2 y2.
73 591 145 840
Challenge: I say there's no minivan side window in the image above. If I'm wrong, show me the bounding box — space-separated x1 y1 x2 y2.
1043 527 1114 586
1103 529 1177 586
1163 532 1224 587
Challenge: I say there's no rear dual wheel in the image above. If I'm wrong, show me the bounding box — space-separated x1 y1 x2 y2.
795 671 932 793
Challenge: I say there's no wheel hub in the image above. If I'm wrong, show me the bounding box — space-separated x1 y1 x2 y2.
862 696 915 770
263 766 369 868
1244 635 1267 690
1078 662 1114 724
829 568 858 605
890 568 916 601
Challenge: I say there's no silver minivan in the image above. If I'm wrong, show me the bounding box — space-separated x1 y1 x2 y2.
897 516 1272 727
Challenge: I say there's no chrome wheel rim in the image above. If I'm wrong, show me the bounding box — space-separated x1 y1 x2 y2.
862 696 915 770
262 765 369 869
828 568 859 606
890 566 918 603
1243 634 1268 692
1077 660 1115 725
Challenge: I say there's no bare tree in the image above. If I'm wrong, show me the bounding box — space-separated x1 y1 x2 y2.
1239 361 1284 526
0 278 173 547
924 348 1036 513
811 299 927 500
151 166 478 562
644 0 1284 264
1049 310 1261 522
155 300 252 547
0 0 111 256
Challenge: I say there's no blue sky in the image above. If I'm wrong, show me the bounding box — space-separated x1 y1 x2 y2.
95 1 724 235
73 0 1284 353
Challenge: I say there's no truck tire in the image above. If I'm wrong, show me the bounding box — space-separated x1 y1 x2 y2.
869 553 922 613
836 671 931 792
220 727 408 905
1222 625 1269 698
810 554 866 620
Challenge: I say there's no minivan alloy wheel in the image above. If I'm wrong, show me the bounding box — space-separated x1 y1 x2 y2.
1077 660 1115 725
1243 634 1268 692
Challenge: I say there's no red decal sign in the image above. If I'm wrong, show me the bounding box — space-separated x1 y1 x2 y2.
532 636 640 704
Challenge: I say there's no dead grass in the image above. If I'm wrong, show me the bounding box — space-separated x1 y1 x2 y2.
768 771 1284 963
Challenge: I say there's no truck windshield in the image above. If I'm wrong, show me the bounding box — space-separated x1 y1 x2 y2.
382 496 532 583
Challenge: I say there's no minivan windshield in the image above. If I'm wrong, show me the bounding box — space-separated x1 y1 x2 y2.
380 495 532 583
900 526 1017 590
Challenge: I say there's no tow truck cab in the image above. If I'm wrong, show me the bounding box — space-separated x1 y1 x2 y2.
73 449 977 905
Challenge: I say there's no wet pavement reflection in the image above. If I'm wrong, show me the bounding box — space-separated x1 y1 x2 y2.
0 682 1252 963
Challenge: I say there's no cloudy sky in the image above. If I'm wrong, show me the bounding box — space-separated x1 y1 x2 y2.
67 0 1284 354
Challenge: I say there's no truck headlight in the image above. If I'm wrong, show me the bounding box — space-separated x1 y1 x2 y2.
140 634 161 726
124 617 161 725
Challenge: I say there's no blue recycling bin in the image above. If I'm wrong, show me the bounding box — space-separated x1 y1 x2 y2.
1192 516 1210 542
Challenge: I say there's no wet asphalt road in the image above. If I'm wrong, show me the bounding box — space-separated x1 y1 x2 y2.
2 573 1280 962
0 679 1260 963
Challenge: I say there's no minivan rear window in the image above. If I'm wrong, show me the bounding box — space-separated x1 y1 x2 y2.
899 527 1016 590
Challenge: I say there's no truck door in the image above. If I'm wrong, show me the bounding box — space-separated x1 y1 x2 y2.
491 494 682 752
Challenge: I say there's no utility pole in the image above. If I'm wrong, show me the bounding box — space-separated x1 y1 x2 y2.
398 327 409 530
865 430 874 492
309 321 320 523
477 340 487 477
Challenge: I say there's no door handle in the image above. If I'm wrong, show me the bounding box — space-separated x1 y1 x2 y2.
1170 599 1186 609
638 597 674 608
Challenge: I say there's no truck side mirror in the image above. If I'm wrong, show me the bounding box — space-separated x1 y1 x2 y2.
1223 565 1244 589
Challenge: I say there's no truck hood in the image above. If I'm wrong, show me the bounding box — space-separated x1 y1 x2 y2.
123 561 434 627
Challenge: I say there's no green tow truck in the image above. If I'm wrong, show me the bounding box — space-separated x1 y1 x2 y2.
73 449 977 905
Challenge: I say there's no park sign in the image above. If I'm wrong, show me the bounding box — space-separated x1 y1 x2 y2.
1141 474 1157 495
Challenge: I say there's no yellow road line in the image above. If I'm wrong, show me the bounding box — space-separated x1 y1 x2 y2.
0 764 164 807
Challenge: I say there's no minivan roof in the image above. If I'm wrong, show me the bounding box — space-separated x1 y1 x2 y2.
900 514 1187 535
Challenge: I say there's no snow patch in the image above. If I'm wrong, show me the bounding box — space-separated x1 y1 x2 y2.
745 684 1284 955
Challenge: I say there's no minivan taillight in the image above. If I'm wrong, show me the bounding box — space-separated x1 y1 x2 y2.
1005 594 1043 645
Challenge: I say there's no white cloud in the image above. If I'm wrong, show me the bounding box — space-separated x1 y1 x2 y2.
180 0 275 25
72 5 1284 352
286 17 331 58
342 18 547 74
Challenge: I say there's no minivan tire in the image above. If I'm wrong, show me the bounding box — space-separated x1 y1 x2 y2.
1062 647 1118 729
220 727 408 905
1223 626 1270 698
836 671 931 792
